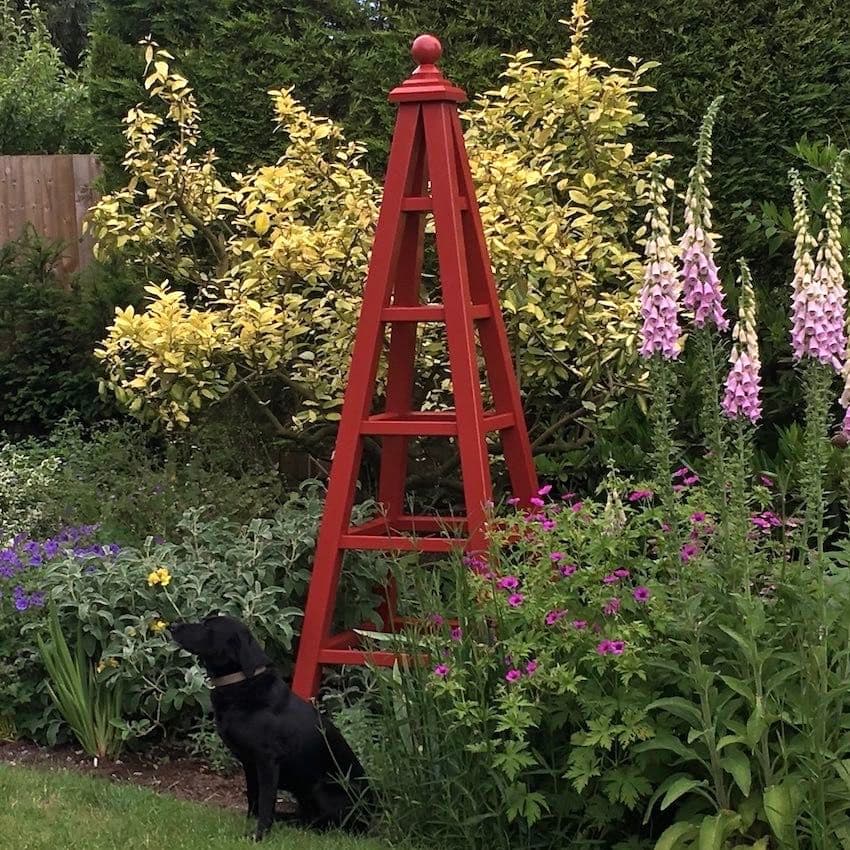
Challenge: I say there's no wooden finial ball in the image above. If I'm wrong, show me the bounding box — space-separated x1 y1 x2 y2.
411 34 442 66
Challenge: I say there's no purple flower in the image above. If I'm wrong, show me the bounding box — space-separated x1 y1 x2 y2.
628 489 653 502
789 165 846 370
633 586 651 604
43 540 60 559
639 169 682 359
614 568 630 579
597 640 613 655
603 573 621 585
572 620 587 630
722 262 762 423
498 576 519 590
610 640 626 655
507 497 520 506
603 598 621 616
545 609 568 626
508 593 525 608
450 627 463 641
537 485 552 496
529 497 545 508
540 519 556 532
429 613 444 626
680 542 699 562
673 467 690 480
525 660 539 675
561 492 576 502
434 664 449 678
505 669 522 683
571 502 584 513
559 563 577 577
759 475 773 488
550 552 565 562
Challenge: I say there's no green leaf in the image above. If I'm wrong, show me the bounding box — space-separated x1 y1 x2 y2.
661 777 709 811
764 783 797 846
720 749 752 797
655 821 698 850
647 697 703 727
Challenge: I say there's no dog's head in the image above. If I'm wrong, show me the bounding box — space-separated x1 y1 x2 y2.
169 615 270 678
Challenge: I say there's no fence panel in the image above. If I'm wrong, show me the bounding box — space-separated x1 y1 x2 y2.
0 154 102 280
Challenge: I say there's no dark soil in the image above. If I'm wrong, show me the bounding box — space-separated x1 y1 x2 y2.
0 739 254 811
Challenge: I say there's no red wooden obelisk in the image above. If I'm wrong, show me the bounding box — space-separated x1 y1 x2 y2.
291 34 538 699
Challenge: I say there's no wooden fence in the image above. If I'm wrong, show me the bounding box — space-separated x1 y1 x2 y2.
0 154 102 280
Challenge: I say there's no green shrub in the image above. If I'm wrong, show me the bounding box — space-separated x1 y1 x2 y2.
0 1 91 153
0 230 138 436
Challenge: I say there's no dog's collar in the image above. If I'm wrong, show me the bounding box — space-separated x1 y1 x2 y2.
209 666 267 688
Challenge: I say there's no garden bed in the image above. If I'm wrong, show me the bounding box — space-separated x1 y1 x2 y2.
0 739 250 811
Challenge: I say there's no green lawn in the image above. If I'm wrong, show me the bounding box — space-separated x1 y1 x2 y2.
0 764 390 850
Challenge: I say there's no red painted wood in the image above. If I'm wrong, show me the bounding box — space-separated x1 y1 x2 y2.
291 35 538 699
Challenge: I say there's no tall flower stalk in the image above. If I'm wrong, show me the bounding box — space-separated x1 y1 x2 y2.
721 260 762 425
680 96 727 333
720 259 761 567
681 97 728 501
638 164 681 549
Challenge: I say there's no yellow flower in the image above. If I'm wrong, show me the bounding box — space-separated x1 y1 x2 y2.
147 567 172 587
150 619 167 634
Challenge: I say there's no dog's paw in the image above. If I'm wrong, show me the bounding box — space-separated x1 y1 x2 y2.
251 824 272 843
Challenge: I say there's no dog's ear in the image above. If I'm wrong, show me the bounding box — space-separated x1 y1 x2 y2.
236 630 270 676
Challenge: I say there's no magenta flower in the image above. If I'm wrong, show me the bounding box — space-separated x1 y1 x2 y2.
639 168 682 359
505 669 522 683
680 542 699 562
683 474 700 486
434 664 449 678
614 568 630 579
572 620 588 630
596 640 613 655
525 660 539 675
759 475 773 487
537 484 552 496
497 576 519 590
550 551 565 562
508 593 525 608
789 163 846 370
529 496 545 508
603 573 621 585
507 496 520 506
628 489 653 502
559 563 577 577
450 627 463 641
540 518 555 532
680 98 728 331
673 467 690 479
633 586 651 603
545 609 568 626
722 260 762 423
561 492 576 502
429 613 444 626
570 502 584 513
610 640 626 655
690 512 706 523
603 598 621 616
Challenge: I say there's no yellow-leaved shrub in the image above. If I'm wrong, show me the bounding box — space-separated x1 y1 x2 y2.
92 1 657 442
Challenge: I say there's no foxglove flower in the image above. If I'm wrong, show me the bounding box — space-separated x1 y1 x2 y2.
722 260 762 423
639 166 681 359
790 162 846 370
680 97 728 331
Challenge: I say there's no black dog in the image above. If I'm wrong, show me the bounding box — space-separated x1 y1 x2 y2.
170 615 371 841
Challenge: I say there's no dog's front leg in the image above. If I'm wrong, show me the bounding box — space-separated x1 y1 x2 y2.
252 759 280 842
242 759 259 819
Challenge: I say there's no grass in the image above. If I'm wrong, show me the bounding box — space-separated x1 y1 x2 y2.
0 764 390 850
